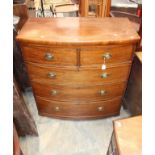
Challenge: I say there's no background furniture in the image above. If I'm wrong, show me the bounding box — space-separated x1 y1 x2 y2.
34 0 73 17
13 3 30 91
14 0 25 4
13 124 23 155
111 0 138 14
123 52 142 116
79 0 111 17
16 17 139 119
107 116 142 155
13 3 28 30
110 0 142 51
51 3 79 17
13 78 38 136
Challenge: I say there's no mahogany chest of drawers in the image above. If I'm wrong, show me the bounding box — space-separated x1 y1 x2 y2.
16 17 140 119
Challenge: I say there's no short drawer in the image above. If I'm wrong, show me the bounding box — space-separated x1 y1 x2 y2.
31 82 126 102
22 46 77 66
26 63 131 85
81 45 133 66
35 96 122 119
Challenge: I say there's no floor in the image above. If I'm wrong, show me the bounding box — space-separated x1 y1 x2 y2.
20 89 131 155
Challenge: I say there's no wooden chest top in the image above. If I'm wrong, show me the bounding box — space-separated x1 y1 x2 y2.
16 17 140 46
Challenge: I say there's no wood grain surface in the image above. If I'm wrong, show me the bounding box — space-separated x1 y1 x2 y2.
31 81 127 102
16 17 140 46
114 116 142 155
22 46 77 65
25 62 131 85
80 45 133 66
36 96 122 119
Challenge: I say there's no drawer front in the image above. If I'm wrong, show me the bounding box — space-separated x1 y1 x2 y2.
81 45 133 65
22 46 77 66
26 63 131 85
35 97 122 119
31 82 126 101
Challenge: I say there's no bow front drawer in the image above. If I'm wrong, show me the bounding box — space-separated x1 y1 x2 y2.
26 63 131 85
35 96 122 119
22 46 77 66
31 82 126 102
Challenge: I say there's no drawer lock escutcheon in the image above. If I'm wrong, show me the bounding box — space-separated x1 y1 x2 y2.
102 53 112 60
44 53 54 61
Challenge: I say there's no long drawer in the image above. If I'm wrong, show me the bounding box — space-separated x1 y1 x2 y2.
31 82 126 101
22 46 77 66
81 45 133 66
35 96 122 119
26 63 131 85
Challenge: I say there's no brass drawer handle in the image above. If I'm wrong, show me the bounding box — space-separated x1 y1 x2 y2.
44 53 54 61
51 90 57 95
101 73 109 78
100 90 107 96
48 72 56 78
54 106 60 112
102 53 112 60
97 106 104 112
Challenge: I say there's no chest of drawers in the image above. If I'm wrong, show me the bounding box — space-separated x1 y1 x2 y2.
16 17 140 119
